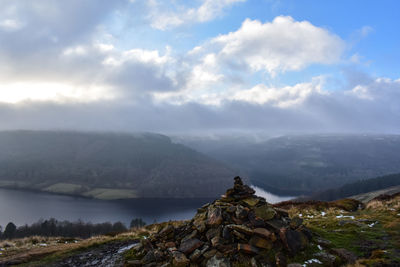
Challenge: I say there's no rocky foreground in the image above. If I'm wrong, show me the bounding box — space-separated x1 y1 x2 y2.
126 177 313 266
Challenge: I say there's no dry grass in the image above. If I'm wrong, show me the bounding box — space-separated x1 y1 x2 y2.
0 228 148 266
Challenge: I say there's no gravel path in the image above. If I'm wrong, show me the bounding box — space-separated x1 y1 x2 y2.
49 240 137 267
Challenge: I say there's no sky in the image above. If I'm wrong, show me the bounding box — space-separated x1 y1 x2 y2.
0 0 399 134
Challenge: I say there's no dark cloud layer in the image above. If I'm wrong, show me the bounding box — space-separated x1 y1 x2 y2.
0 0 399 135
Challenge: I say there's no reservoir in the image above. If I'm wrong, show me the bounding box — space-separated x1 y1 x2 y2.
0 187 292 228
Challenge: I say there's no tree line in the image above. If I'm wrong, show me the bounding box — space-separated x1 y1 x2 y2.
0 218 146 240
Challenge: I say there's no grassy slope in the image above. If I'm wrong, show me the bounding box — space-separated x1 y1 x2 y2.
284 195 400 265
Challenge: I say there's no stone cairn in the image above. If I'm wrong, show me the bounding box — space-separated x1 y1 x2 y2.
128 177 312 266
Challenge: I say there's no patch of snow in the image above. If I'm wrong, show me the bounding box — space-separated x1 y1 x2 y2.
336 215 355 219
307 215 314 218
299 214 303 217
317 245 322 250
0 248 4 251
39 243 47 247
303 258 323 266
321 211 326 216
368 222 378 228
118 243 137 254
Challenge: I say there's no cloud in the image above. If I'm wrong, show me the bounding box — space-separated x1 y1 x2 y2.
0 1 398 135
0 74 398 134
0 19 24 31
231 77 325 107
145 0 246 30
207 16 345 76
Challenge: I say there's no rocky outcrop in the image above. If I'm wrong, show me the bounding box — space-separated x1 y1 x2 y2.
126 177 312 266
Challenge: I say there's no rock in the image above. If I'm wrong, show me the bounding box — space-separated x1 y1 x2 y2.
314 251 337 266
189 249 202 262
193 220 206 233
232 230 246 241
216 244 235 254
275 252 287 267
254 205 277 221
248 212 266 228
274 208 289 218
253 228 272 239
141 238 154 251
332 248 357 264
249 236 272 250
203 249 218 259
237 243 259 254
142 250 155 264
154 249 164 261
172 251 190 267
179 238 204 255
226 224 253 235
221 226 232 241
159 225 174 237
226 176 256 199
250 257 258 267
279 228 308 255
206 227 221 241
207 206 223 226
181 230 198 243
128 177 312 267
235 205 249 219
206 255 231 267
165 241 176 248
290 217 303 229
226 206 236 213
265 219 287 231
211 235 221 247
242 198 260 207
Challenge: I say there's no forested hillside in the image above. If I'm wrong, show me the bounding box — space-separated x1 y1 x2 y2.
0 131 235 198
177 134 400 195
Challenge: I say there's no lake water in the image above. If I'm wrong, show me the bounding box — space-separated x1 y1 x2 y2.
0 187 292 228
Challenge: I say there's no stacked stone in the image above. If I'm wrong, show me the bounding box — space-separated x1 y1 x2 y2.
127 177 312 267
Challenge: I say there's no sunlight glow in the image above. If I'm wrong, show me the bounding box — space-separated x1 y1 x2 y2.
0 82 114 103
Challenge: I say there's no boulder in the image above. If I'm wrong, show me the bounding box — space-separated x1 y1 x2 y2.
206 255 231 267
254 205 277 221
172 251 190 267
179 238 204 255
207 206 223 226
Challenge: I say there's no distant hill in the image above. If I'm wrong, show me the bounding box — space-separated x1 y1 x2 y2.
302 173 400 201
176 134 400 195
0 131 235 198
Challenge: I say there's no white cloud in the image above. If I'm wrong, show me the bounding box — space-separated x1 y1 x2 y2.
147 0 245 30
103 48 171 67
209 16 345 75
0 19 23 31
348 77 400 101
231 78 324 107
